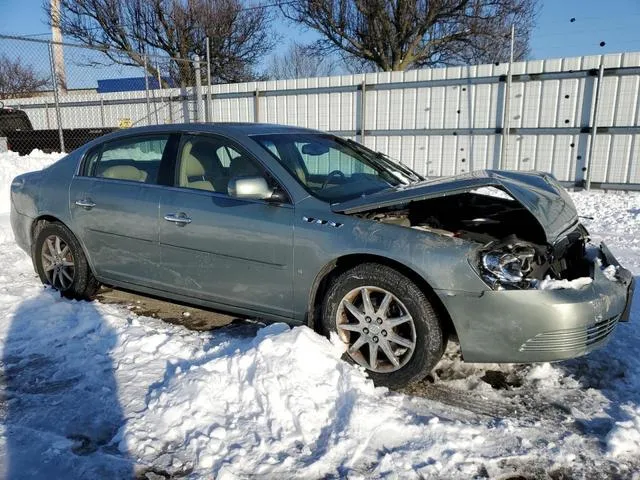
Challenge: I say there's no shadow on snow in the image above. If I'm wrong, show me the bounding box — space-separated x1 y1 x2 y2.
2 291 134 479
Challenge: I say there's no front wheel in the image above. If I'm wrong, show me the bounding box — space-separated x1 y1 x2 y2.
33 222 100 300
321 263 446 389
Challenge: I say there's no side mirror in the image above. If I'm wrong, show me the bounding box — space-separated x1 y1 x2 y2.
228 176 283 202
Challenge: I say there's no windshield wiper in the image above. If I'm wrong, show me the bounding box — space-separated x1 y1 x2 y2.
371 150 424 183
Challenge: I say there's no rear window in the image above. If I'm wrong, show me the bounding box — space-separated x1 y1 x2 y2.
83 135 169 184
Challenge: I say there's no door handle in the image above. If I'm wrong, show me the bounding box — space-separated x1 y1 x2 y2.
75 199 96 209
164 213 192 225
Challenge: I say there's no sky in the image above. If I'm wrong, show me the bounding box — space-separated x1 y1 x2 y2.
0 0 639 88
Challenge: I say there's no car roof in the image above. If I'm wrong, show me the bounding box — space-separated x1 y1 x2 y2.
104 122 323 138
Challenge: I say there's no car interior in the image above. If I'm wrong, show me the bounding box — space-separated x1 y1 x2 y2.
90 135 270 196
87 133 401 205
95 159 160 183
177 137 265 194
92 140 166 184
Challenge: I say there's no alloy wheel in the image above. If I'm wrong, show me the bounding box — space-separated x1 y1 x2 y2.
335 286 416 373
40 234 75 291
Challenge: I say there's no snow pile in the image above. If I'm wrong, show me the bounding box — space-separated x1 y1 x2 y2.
0 282 519 479
0 150 62 214
607 404 640 457
117 324 382 477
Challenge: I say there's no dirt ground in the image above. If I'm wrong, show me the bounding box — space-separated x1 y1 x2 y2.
97 286 245 331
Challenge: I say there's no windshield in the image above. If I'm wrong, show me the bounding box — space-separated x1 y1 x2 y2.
251 133 420 202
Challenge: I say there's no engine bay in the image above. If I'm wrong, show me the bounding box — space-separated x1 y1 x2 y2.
359 188 592 289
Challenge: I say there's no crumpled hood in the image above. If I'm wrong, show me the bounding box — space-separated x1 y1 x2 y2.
331 170 579 244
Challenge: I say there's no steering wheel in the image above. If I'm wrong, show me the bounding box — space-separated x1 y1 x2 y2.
321 170 345 189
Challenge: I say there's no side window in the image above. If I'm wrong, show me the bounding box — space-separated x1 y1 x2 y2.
88 136 169 184
176 134 268 195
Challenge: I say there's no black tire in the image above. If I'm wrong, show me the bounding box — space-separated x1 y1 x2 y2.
33 222 100 300
321 263 446 389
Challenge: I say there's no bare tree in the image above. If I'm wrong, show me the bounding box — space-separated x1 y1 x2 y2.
280 0 539 72
0 55 50 100
267 42 338 79
45 0 275 85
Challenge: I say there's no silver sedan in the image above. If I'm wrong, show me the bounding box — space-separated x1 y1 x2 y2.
10 123 634 388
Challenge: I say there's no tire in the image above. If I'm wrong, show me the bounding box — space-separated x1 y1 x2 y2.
33 222 100 300
321 263 446 389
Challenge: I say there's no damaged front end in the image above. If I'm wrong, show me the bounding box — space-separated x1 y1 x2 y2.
353 186 592 291
331 170 634 362
332 170 621 292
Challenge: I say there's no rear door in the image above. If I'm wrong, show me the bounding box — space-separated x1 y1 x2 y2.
69 133 176 287
157 133 295 319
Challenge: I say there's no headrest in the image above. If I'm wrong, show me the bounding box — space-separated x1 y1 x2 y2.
183 155 206 177
101 165 147 182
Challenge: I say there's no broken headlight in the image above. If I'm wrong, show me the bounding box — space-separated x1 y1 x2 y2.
478 239 543 289
482 252 524 284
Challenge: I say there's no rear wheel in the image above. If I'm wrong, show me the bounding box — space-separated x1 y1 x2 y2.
34 222 100 300
322 263 446 389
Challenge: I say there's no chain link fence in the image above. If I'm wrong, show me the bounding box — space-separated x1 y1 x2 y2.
0 34 208 154
1 33 639 189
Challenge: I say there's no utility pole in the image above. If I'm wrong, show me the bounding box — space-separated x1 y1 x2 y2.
50 0 68 94
499 23 515 170
206 37 212 122
586 61 605 190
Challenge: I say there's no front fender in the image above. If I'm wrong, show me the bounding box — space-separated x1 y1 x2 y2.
292 208 488 322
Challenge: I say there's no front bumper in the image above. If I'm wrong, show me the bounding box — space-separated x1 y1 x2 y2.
437 243 635 363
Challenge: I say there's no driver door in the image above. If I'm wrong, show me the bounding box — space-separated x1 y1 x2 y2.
157 133 295 319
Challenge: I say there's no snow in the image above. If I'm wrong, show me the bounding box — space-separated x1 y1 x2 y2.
0 149 62 214
602 264 619 281
1 151 640 478
536 275 593 290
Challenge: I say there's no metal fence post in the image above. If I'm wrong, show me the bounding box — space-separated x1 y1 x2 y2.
100 98 105 127
47 41 65 153
156 62 166 124
254 88 260 122
206 37 213 122
585 61 605 190
150 80 159 125
193 55 203 122
143 54 152 125
358 80 367 143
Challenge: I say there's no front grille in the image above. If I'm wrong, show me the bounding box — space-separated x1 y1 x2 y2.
519 316 619 352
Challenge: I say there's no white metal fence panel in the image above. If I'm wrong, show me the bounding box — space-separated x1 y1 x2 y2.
2 36 639 188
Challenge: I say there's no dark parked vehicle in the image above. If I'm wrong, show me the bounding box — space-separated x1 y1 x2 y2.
0 103 115 155
10 123 634 387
